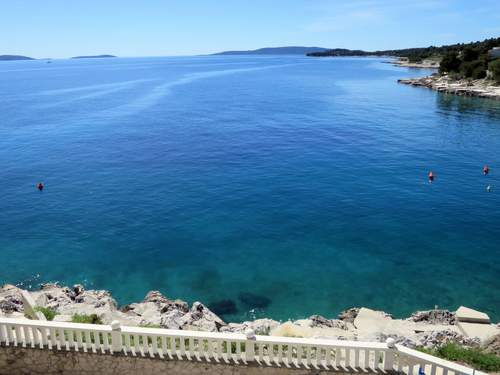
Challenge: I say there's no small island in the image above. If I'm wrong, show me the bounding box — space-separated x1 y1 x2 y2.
71 54 116 59
0 55 35 61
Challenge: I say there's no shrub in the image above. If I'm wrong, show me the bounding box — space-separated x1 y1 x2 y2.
489 59 500 83
417 343 500 372
33 306 57 321
71 313 103 324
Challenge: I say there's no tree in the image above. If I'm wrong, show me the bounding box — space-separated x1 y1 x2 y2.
462 46 480 62
488 59 500 83
439 52 461 74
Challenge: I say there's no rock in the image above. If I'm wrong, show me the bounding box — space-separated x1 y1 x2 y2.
338 308 360 323
407 310 456 325
143 291 171 304
160 309 185 329
220 319 280 335
0 284 24 315
180 302 226 332
482 334 500 356
309 315 347 330
416 330 480 349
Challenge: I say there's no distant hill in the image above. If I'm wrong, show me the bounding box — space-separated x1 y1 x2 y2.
71 55 116 59
214 46 328 55
0 55 35 61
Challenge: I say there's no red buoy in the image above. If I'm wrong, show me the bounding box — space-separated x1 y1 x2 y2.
37 182 44 191
483 165 489 175
428 171 434 183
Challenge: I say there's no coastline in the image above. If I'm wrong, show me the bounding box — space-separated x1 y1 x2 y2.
398 74 500 100
1 283 498 353
390 57 440 69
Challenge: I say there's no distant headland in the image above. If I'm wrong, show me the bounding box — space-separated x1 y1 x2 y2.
213 46 328 55
0 55 34 61
71 54 116 59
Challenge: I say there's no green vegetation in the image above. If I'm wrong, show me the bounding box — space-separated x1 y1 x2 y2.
71 313 103 324
489 59 500 83
417 343 500 372
33 306 57 321
139 323 162 328
309 37 500 82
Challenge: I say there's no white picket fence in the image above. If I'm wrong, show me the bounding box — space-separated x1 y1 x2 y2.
0 317 485 375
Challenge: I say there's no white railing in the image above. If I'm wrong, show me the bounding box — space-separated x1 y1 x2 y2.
0 317 486 374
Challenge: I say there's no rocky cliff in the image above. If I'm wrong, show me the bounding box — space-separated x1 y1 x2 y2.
1 283 498 354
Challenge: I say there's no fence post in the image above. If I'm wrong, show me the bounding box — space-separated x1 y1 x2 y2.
110 320 122 354
244 328 256 362
385 338 396 371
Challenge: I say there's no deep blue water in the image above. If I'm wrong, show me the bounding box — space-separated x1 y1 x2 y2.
1 56 499 322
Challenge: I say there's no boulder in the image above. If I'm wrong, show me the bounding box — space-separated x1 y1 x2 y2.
338 307 360 323
0 284 24 315
180 302 226 332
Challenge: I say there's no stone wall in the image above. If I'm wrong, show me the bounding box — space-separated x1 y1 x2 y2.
0 346 354 375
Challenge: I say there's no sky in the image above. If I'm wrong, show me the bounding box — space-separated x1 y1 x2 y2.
1 0 500 58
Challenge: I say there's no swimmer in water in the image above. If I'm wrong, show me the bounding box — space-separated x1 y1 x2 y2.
37 182 44 191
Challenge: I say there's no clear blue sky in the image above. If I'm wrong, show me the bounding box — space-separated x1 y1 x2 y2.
2 0 500 58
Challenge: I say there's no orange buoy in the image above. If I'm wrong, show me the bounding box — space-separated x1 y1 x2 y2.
428 171 434 183
483 165 489 175
37 182 44 191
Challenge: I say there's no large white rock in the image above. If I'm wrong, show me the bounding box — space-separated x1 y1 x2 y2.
456 306 490 324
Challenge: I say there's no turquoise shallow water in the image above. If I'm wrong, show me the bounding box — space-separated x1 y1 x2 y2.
0 56 499 322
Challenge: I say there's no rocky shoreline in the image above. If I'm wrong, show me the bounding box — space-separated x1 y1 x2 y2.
1 283 499 355
390 57 439 69
398 74 500 100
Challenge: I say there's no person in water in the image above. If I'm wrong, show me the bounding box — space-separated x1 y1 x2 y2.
37 182 44 191
428 171 434 183
483 165 489 175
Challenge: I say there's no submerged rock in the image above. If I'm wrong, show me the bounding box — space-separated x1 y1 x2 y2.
238 292 271 309
208 299 238 316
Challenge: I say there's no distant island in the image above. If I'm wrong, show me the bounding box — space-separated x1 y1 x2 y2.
0 55 34 61
213 46 328 55
71 54 116 59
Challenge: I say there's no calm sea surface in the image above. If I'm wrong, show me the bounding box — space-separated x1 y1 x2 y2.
1 56 499 321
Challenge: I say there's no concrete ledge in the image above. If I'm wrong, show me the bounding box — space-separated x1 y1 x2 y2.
457 321 499 342
456 306 490 324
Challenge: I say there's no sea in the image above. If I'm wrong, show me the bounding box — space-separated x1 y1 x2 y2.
1 55 499 322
